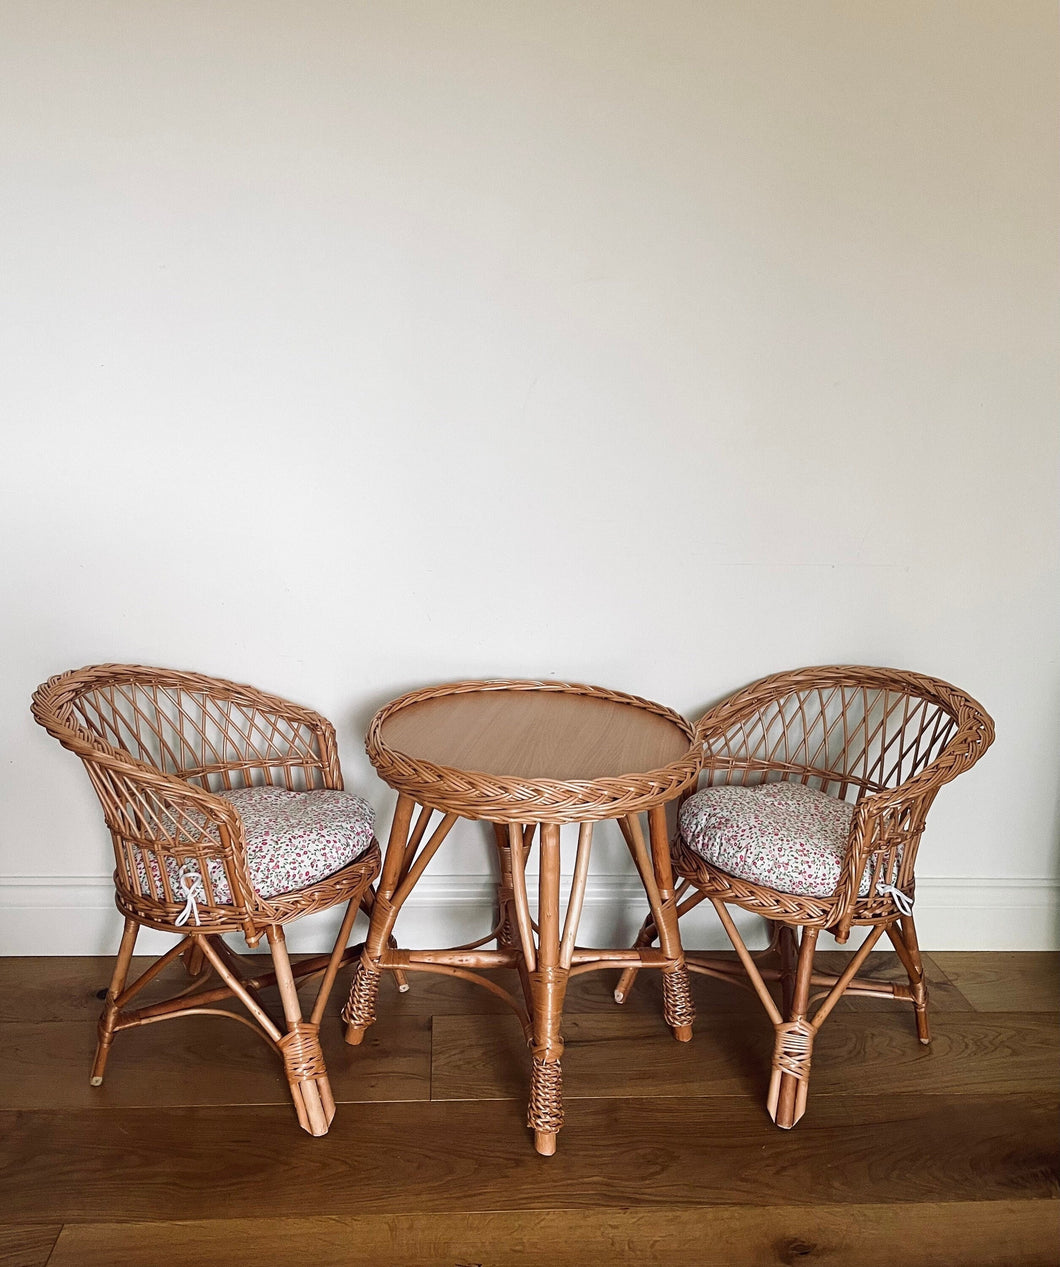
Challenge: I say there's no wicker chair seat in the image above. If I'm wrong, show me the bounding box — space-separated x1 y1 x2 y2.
135 786 375 903
678 781 882 899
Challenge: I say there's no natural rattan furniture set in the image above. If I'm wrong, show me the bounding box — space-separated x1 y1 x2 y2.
31 663 994 1152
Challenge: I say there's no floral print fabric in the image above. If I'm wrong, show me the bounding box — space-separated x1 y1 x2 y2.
136 786 375 904
679 781 869 898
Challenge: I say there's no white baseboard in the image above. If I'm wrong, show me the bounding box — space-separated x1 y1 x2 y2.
1 874 1056 956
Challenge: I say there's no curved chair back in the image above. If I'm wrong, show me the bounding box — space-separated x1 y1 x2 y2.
693 665 994 936
31 664 344 942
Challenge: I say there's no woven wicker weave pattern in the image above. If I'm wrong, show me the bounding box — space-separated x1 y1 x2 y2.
366 678 699 824
688 664 995 939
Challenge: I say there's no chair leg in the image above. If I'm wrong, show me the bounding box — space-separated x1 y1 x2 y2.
180 940 207 978
90 917 139 1086
887 915 931 1045
527 823 567 1156
267 926 334 1137
775 922 798 1017
767 926 819 1129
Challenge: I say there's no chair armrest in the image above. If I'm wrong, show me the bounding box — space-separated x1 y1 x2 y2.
831 708 995 937
84 745 263 929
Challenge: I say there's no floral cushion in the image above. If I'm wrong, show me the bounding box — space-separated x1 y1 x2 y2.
679 781 869 899
136 786 375 904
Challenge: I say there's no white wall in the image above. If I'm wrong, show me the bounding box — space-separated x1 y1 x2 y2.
2 1 1057 953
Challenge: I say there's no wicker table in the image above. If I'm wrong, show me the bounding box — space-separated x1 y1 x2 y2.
341 679 700 1154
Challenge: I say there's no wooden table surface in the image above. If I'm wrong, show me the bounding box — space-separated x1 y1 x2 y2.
378 685 693 782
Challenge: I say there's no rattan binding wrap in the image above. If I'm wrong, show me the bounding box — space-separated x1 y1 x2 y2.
366 678 698 824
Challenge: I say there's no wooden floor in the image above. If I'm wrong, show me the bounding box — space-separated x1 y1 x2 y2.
0 950 1056 1266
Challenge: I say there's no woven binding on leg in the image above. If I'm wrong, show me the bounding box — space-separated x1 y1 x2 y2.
773 1018 814 1081
341 960 381 1028
277 1022 326 1081
662 968 695 1029
496 883 516 948
528 1057 564 1134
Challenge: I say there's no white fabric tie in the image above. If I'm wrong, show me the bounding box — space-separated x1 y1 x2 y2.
174 867 205 927
878 881 914 916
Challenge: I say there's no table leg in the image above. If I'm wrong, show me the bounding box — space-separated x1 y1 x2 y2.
343 796 459 1045
526 821 567 1155
492 823 518 950
342 794 415 1045
494 823 536 1025
621 806 695 1040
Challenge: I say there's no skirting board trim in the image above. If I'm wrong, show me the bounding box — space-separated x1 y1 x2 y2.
0 873 1057 955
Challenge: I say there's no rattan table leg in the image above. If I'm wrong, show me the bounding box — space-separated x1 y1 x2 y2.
492 823 519 950
648 806 694 1039
359 885 410 994
620 806 695 1039
526 822 568 1156
342 953 383 1041
343 794 415 1046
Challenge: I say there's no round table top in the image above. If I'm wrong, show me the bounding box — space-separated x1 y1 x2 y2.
365 679 700 823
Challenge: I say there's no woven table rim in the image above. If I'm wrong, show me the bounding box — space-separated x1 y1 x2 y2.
365 678 699 823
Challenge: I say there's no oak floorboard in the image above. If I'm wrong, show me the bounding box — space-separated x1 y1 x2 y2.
0 957 122 1024
42 1201 1060 1267
0 1094 1055 1222
0 1224 61 1267
0 1010 431 1111
430 1009 1059 1102
931 952 1060 1013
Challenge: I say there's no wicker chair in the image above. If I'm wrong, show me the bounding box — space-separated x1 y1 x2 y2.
616 665 994 1129
31 664 383 1136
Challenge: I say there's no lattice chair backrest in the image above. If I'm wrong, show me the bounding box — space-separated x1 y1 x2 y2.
51 666 338 793
31 665 344 940
698 667 980 804
694 665 994 938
